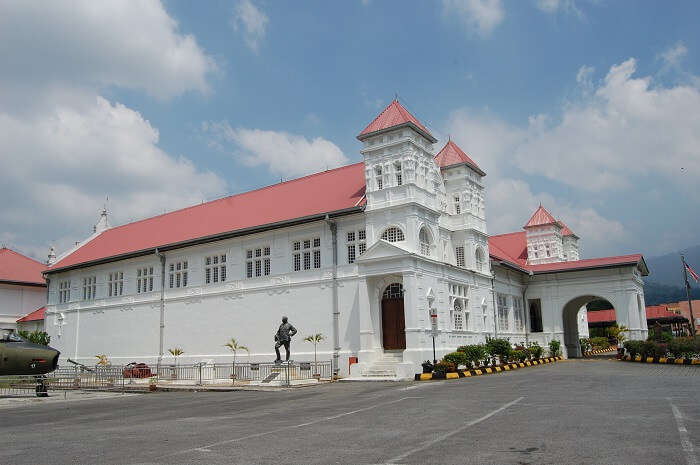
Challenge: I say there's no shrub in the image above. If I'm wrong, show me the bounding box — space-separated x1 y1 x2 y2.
486 337 512 365
623 340 642 358
17 330 50 346
548 340 562 357
442 351 468 369
640 341 657 358
512 349 528 362
579 338 591 353
527 341 544 360
669 337 695 359
434 361 455 374
654 343 668 358
457 344 487 368
589 337 610 350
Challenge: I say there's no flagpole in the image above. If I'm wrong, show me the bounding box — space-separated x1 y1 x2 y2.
681 254 696 336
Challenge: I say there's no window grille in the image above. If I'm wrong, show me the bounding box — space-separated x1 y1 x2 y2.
497 293 509 331
513 297 524 332
82 276 96 300
246 248 270 278
381 227 404 242
137 267 154 293
382 283 403 299
395 162 402 186
168 261 188 289
293 237 321 271
456 246 465 267
419 227 431 256
59 280 71 303
454 195 461 214
453 301 464 330
107 272 123 297
346 228 366 263
205 254 227 284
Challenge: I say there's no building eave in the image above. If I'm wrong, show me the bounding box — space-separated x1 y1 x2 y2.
0 279 46 287
357 122 437 143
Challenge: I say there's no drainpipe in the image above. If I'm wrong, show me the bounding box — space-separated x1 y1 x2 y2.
155 248 166 369
491 276 498 338
325 215 339 378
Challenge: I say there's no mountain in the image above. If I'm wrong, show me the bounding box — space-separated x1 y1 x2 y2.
644 245 700 287
643 245 700 305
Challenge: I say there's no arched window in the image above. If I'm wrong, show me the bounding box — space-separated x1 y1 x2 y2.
419 227 432 256
382 283 404 299
381 227 404 242
452 300 464 330
475 247 485 272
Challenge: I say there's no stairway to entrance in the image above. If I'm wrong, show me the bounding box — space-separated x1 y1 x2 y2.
360 351 404 378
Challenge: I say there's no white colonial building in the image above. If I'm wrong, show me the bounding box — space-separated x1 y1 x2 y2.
43 100 648 379
0 247 47 333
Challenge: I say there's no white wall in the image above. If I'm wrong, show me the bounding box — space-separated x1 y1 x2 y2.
0 283 46 331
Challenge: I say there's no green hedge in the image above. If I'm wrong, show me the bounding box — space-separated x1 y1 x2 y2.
457 344 487 368
624 336 700 359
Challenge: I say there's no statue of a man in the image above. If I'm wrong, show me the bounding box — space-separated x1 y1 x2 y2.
274 316 297 363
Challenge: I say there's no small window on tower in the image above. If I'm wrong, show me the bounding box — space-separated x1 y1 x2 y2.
454 196 461 214
394 162 402 186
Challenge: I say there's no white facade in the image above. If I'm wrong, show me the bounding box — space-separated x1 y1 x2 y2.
0 283 45 331
44 106 647 378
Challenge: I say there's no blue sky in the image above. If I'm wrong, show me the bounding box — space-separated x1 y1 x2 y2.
1 0 699 262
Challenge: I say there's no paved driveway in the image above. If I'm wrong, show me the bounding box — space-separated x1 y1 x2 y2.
2 359 699 465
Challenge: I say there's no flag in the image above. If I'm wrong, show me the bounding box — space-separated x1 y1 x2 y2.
686 261 700 283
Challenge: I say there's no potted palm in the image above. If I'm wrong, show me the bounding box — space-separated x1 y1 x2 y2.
304 333 325 379
168 347 184 379
224 338 247 384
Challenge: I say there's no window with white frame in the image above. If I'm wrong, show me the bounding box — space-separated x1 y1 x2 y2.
419 227 432 256
456 246 465 267
292 238 320 271
394 162 402 186
107 272 123 297
59 280 71 303
246 248 269 278
545 244 551 257
168 261 188 288
82 276 96 300
346 229 367 264
381 226 404 242
454 195 461 214
375 165 383 190
513 296 524 332
497 293 509 331
205 254 227 284
137 267 154 294
449 283 469 331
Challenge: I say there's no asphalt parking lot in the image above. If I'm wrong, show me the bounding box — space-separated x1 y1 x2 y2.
2 359 699 465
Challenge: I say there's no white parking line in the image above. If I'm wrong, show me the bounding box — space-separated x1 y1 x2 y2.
668 398 699 465
159 395 423 459
386 396 525 464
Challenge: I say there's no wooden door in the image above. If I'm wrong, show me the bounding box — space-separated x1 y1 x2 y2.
382 298 406 350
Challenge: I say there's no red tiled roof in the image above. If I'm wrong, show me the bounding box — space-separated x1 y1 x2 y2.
487 232 647 275
524 205 558 228
557 220 578 238
17 306 45 322
434 140 485 175
357 99 435 142
586 308 616 323
50 163 367 271
0 248 47 285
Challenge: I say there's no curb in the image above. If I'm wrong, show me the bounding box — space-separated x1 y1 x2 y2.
415 356 563 381
620 355 700 366
584 348 616 356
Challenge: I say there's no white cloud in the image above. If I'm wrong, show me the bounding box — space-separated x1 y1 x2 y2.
445 55 700 256
659 41 688 68
535 0 582 16
0 0 225 260
442 0 505 37
0 0 216 100
232 0 269 53
203 122 350 178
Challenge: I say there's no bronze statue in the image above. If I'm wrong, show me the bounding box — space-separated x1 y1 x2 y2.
274 316 297 363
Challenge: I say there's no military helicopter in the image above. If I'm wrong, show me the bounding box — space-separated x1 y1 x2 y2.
0 329 60 396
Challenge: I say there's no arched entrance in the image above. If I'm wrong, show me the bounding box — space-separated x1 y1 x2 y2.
562 295 616 358
381 283 406 350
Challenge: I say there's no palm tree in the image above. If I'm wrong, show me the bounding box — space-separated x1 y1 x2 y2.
224 338 248 383
608 325 630 346
304 333 325 376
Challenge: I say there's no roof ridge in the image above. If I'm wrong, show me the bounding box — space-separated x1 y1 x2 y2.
104 161 365 233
